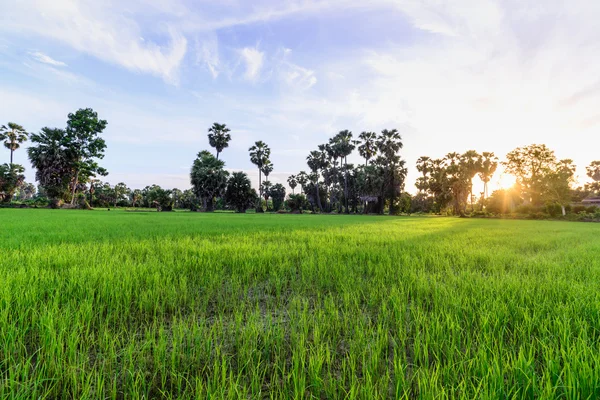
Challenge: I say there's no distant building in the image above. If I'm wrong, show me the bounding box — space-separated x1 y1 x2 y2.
582 197 600 205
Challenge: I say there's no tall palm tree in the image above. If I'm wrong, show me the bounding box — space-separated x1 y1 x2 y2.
377 129 403 214
261 161 273 181
415 156 431 194
332 130 355 213
357 131 377 166
287 175 298 194
207 123 231 160
296 171 308 195
478 152 498 204
460 150 482 211
249 141 271 212
0 123 29 164
261 180 272 210
307 150 326 212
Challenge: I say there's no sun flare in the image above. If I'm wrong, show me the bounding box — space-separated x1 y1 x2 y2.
496 173 517 190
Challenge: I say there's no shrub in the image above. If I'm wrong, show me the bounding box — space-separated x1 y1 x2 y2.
286 194 308 213
515 204 537 215
528 212 547 220
572 205 587 214
545 203 562 218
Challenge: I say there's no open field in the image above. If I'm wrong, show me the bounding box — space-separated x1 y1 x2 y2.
1 210 600 399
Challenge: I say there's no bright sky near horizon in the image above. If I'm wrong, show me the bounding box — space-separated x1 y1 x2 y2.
1 0 598 194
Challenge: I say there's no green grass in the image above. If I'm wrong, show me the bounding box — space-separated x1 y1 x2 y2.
1 209 600 399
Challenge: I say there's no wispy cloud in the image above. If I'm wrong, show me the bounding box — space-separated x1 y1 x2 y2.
276 49 317 90
239 47 264 82
28 51 67 67
196 35 221 79
3 0 188 83
3 0 600 192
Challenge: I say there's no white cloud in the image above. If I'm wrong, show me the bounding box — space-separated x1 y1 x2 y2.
4 0 600 192
2 0 188 84
239 47 264 82
196 35 220 79
28 51 67 67
276 48 317 90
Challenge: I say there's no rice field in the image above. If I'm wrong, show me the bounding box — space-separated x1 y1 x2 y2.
1 209 600 399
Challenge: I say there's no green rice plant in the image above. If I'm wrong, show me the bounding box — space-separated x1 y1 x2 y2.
0 209 599 398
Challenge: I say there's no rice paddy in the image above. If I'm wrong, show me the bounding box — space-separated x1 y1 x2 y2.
1 209 600 399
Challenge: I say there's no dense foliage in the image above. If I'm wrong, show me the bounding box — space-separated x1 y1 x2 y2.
1 112 598 220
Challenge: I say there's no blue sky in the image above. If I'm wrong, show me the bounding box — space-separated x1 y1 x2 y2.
1 0 599 193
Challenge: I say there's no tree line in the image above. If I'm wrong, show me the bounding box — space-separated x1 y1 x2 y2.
1 108 599 217
413 145 600 217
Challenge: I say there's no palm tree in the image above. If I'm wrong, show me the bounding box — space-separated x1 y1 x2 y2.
332 130 355 213
478 152 498 204
261 180 272 210
461 150 482 211
287 175 298 194
415 156 431 194
296 171 308 195
0 123 29 164
207 123 232 160
307 150 326 212
131 189 142 207
261 161 274 181
249 141 271 212
357 131 377 166
377 129 403 214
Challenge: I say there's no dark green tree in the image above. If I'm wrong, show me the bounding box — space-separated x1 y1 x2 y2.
190 150 229 212
357 131 378 166
147 186 173 211
113 182 129 207
0 163 25 202
287 174 298 194
27 127 74 207
268 183 286 211
296 171 309 195
331 130 355 213
377 129 405 215
260 180 273 210
207 123 232 160
65 108 108 205
307 150 327 212
249 141 271 212
225 171 257 213
0 123 29 164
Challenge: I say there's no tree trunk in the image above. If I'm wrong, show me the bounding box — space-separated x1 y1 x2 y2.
10 150 13 165
388 169 395 216
256 168 263 213
470 180 474 212
344 156 349 214
207 197 214 212
561 205 566 216
315 180 323 212
70 168 80 205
